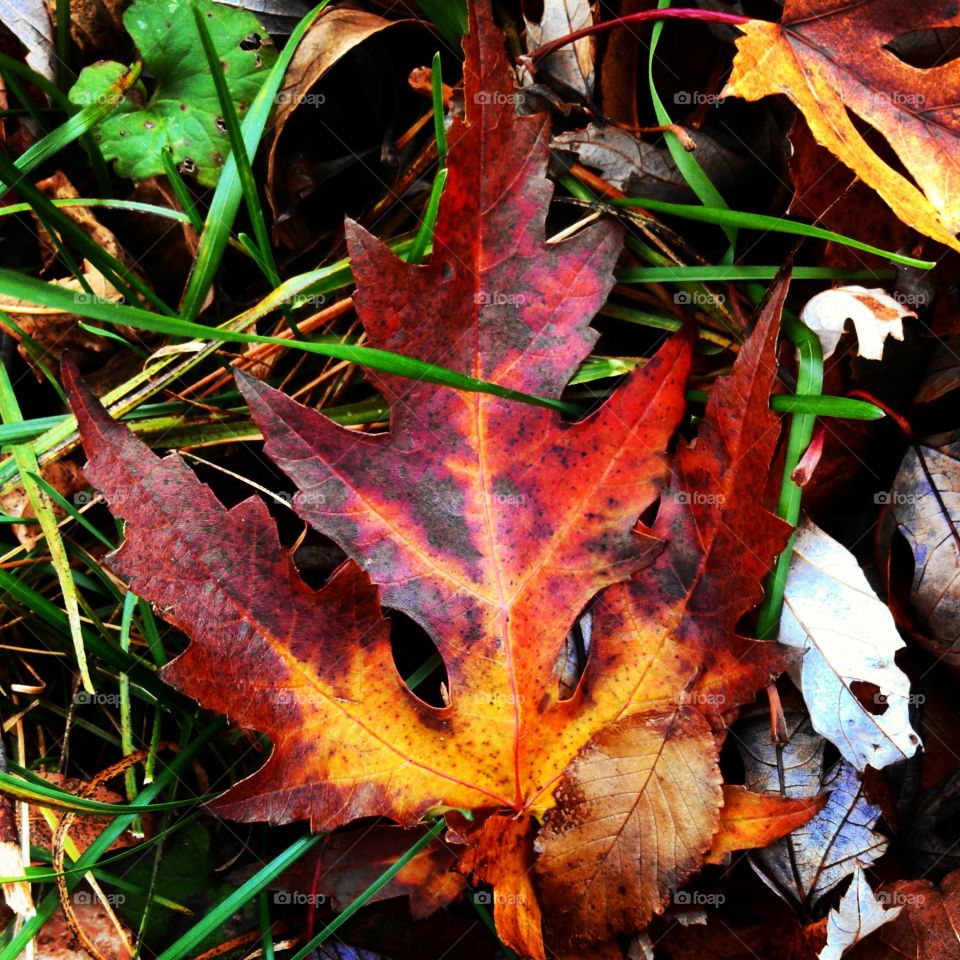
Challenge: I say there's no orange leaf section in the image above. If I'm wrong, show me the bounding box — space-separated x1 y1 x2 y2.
589 273 795 734
723 2 960 252
534 708 724 949
459 814 545 960
705 785 828 865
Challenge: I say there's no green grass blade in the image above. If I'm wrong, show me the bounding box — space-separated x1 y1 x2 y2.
647 0 735 257
772 394 883 419
432 52 447 163
0 362 92 691
0 197 191 224
6 63 141 189
190 2 278 289
179 0 334 323
289 819 446 960
0 269 579 414
155 833 324 960
0 720 225 960
414 0 467 44
159 152 204 232
0 150 173 315
615 198 934 269
409 167 447 264
0 770 217 815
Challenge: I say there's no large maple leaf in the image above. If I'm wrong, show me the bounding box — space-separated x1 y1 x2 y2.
67 0 693 831
63 4 802 955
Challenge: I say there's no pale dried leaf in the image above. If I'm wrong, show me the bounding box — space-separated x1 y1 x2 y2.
878 433 960 670
780 518 920 771
0 0 54 79
799 286 912 360
820 865 902 960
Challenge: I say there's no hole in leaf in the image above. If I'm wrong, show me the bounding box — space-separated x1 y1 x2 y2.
390 609 449 707
851 679 888 715
240 32 263 51
638 493 661 530
557 603 593 701
884 28 960 68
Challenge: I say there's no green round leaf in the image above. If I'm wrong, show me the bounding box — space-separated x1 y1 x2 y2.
69 0 277 186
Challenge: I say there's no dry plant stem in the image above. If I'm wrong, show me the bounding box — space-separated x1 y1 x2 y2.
530 8 751 62
192 929 264 960
290 361 352 402
185 297 355 398
608 120 696 149
368 111 438 222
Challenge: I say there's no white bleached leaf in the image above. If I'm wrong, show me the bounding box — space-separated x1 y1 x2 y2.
819 865 903 960
799 285 913 360
780 518 921 771
0 0 55 80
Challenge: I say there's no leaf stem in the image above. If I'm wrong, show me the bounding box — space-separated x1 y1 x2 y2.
531 8 751 63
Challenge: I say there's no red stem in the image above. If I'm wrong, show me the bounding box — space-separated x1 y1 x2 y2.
530 8 753 63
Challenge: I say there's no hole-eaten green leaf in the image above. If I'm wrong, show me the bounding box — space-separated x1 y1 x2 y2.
68 0 277 187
